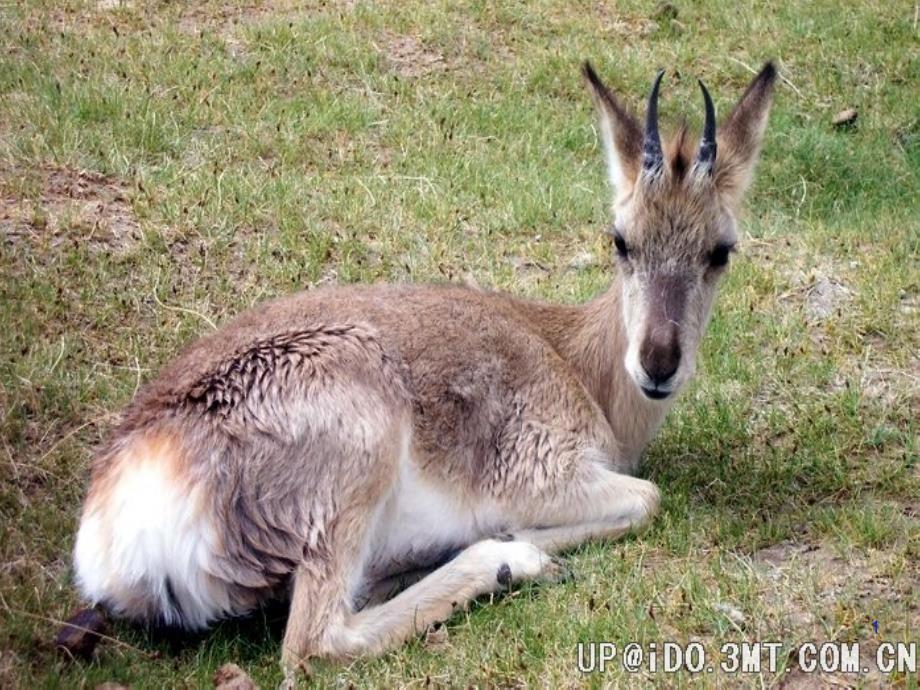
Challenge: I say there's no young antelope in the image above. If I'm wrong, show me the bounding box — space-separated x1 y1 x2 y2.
73 61 778 678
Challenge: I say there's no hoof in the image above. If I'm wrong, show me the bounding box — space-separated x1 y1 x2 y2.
55 607 109 661
496 563 512 586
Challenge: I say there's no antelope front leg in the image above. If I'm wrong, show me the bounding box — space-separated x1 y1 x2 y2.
317 538 566 661
514 519 636 554
511 462 661 555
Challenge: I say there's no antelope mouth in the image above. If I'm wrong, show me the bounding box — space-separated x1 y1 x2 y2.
640 386 672 400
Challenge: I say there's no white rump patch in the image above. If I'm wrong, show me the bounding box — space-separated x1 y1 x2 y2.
73 438 233 629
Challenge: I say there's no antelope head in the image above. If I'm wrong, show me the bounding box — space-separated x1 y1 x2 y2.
584 61 777 401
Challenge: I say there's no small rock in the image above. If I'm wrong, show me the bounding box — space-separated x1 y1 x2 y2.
213 663 258 690
805 275 851 321
95 683 130 690
568 250 598 271
424 623 449 647
54 608 109 661
832 109 857 127
714 602 746 626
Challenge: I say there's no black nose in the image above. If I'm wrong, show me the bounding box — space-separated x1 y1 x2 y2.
639 326 681 385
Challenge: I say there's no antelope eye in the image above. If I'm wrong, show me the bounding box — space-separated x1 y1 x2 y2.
708 243 734 268
612 231 629 259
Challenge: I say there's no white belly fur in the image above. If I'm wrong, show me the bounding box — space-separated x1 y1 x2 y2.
362 430 506 584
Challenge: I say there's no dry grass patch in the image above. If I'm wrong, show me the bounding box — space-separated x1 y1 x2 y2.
0 166 142 257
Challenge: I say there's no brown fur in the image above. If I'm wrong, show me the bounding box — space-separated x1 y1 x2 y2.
73 62 777 680
716 63 778 206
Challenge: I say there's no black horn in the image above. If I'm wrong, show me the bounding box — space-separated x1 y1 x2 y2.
696 79 717 174
642 70 666 175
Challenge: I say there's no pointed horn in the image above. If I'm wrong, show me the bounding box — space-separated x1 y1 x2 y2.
642 69 665 176
696 79 717 174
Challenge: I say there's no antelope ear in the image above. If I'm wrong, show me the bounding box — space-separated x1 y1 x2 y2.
715 62 778 209
582 62 643 200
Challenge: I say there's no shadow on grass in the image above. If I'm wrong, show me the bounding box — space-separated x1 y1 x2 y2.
115 598 288 666
635 389 896 551
106 548 578 669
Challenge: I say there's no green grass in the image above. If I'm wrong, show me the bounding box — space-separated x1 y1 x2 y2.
1 0 917 687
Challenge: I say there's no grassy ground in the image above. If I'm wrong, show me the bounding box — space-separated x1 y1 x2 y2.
1 0 917 687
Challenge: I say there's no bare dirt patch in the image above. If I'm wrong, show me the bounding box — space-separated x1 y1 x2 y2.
745 236 917 407
830 353 920 407
16 1 306 46
381 33 447 79
593 4 658 38
509 254 551 286
752 541 911 687
752 541 904 612
774 265 855 325
0 166 142 256
15 1 146 38
176 1 309 40
746 236 856 323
